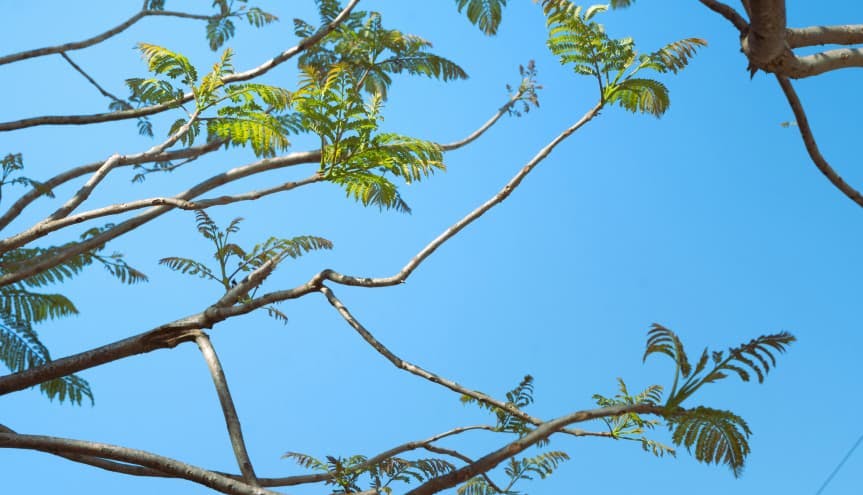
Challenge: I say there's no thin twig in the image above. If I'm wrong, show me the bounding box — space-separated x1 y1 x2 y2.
0 10 213 66
194 332 260 486
60 52 127 105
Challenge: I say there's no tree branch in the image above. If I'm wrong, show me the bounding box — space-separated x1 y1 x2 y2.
60 52 127 105
787 24 863 48
0 175 322 254
0 424 171 478
405 404 666 495
775 75 863 208
0 431 280 495
194 332 260 486
421 445 505 494
0 0 361 132
318 284 610 440
0 9 215 66
697 0 748 34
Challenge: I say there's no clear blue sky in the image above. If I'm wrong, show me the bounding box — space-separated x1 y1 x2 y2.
1 1 861 494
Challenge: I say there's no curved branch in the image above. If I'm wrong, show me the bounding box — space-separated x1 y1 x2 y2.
0 0 361 132
0 424 170 478
405 404 665 495
318 285 611 440
0 432 280 495
697 0 748 34
775 75 863 208
195 332 259 486
0 10 213 66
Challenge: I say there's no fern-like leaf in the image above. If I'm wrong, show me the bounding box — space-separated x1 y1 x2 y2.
455 0 507 35
668 407 751 477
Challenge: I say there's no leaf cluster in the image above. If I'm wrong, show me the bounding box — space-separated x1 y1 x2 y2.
592 378 674 458
458 451 570 495
461 375 536 436
292 64 444 212
639 324 794 475
160 210 331 323
542 1 705 117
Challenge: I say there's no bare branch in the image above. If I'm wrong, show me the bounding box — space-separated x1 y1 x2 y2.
405 404 665 495
318 285 610 440
0 424 171 478
0 175 322 254
0 10 214 66
314 101 604 289
195 332 259 486
775 75 863 208
697 0 748 34
0 431 281 495
787 24 863 48
0 0 361 132
0 140 225 232
439 90 524 152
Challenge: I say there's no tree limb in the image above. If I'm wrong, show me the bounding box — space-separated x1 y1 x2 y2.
787 24 863 48
194 332 260 486
405 404 665 495
317 284 611 440
0 0 361 132
775 75 863 208
0 431 280 495
697 0 748 34
0 10 213 66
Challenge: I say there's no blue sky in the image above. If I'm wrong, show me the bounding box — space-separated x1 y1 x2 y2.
1 1 862 494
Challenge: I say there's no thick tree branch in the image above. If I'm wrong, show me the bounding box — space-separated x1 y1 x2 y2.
195 332 260 486
0 0 361 132
775 75 863 208
421 445 505 494
787 25 863 48
0 432 280 495
0 424 170 478
405 404 665 495
0 10 213 66
742 0 787 66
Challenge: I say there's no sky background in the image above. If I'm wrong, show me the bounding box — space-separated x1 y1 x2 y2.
1 1 862 494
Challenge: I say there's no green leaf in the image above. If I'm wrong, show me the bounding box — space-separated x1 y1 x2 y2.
206 16 236 51
668 407 751 477
606 77 669 117
455 0 507 35
137 43 198 84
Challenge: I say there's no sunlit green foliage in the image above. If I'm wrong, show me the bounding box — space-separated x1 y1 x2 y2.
592 378 675 457
160 210 332 323
455 0 508 35
543 1 705 116
296 7 468 99
461 375 536 436
292 63 444 212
